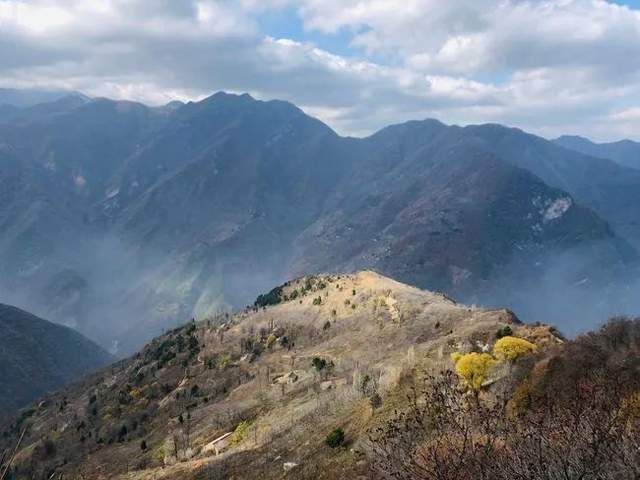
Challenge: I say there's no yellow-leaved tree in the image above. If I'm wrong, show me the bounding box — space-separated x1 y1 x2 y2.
452 352 496 390
493 336 537 362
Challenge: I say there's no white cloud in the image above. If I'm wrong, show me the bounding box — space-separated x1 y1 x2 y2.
0 0 639 140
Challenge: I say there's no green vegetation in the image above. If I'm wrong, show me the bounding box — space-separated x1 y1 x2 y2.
231 421 251 446
266 333 277 349
219 354 232 369
254 286 284 308
312 357 328 372
325 428 345 448
496 325 513 339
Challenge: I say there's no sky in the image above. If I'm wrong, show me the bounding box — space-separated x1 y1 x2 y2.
0 0 639 140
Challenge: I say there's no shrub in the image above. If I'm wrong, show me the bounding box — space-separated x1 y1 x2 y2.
454 353 496 390
219 354 232 369
312 357 327 371
493 336 537 362
254 286 283 308
325 428 345 448
266 333 277 349
130 388 142 400
496 325 513 339
231 421 251 445
450 352 463 364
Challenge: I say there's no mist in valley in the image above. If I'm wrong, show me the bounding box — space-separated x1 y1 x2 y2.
3 227 638 354
469 241 640 337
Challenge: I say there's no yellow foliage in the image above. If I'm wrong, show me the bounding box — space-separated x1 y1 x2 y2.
219 354 232 370
620 391 640 423
454 352 496 390
130 388 142 399
450 352 463 364
266 333 277 349
493 336 537 362
151 444 165 463
231 421 251 445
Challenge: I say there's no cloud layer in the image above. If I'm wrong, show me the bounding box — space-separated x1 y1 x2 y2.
0 0 639 140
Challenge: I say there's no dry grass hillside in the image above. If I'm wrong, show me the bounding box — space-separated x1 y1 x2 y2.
0 271 562 479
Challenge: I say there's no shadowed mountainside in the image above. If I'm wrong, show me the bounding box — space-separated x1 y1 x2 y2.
0 304 114 414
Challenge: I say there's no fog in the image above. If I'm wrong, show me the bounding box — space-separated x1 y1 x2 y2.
466 241 640 338
2 228 638 357
0 230 285 356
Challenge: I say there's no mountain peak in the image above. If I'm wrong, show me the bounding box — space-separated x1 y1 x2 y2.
199 91 256 105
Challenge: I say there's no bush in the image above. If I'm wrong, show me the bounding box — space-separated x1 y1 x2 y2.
325 428 345 448
254 286 283 308
232 421 251 445
454 352 496 390
496 325 513 339
219 354 232 369
493 336 537 362
312 357 327 371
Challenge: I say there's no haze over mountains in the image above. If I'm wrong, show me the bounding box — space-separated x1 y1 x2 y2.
1 91 639 353
553 135 640 171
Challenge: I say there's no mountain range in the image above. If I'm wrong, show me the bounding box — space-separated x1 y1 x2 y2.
554 135 640 171
0 91 639 353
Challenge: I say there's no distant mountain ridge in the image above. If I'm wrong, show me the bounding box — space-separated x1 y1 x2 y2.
554 134 640 171
0 92 638 352
0 304 113 414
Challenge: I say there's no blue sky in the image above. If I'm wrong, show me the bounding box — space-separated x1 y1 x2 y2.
0 0 639 141
257 7 359 58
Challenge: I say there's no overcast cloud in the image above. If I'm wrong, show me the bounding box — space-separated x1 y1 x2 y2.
0 0 639 140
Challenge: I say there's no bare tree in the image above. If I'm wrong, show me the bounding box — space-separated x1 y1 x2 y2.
369 368 640 480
